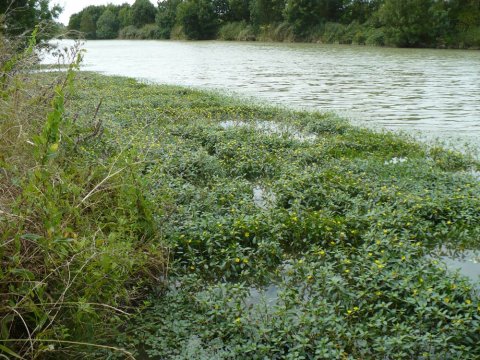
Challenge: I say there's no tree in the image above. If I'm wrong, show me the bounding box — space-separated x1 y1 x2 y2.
156 0 182 38
379 0 450 47
131 0 156 27
448 0 480 30
80 11 96 39
285 0 344 35
118 4 133 28
96 9 119 39
341 0 382 24
0 0 61 38
177 0 219 39
68 12 82 32
249 0 285 25
226 0 251 22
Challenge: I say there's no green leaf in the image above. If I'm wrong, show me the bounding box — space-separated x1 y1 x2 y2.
0 344 25 359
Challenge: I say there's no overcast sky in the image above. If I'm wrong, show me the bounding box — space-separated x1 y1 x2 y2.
53 0 156 25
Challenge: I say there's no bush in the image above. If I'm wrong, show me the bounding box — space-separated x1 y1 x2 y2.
365 27 385 46
218 21 255 41
170 24 187 39
118 25 138 38
118 24 159 39
256 22 295 42
321 22 346 43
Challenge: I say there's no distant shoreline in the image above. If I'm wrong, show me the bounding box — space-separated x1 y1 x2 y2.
59 36 480 51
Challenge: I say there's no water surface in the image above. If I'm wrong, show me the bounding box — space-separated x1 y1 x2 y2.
46 39 480 147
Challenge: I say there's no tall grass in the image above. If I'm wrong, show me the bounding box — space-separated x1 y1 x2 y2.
0 27 165 359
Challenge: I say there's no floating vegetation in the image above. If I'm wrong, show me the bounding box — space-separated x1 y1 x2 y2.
12 72 478 359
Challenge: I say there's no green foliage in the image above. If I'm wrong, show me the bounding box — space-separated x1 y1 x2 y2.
69 4 126 39
0 0 60 42
60 75 478 359
226 0 250 22
96 9 119 39
76 5 107 39
378 0 450 47
218 21 256 40
177 0 219 39
0 30 165 359
342 0 382 24
156 0 182 39
119 24 160 39
249 0 284 26
118 5 133 28
65 0 480 47
3 50 480 356
285 0 343 36
131 0 157 28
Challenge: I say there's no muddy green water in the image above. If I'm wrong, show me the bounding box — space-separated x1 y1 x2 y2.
47 39 480 148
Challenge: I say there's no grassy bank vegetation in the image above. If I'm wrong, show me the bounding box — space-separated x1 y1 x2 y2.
2 37 480 358
0 34 164 359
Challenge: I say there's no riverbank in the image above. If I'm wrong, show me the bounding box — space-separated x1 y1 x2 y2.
65 25 480 50
2 71 480 358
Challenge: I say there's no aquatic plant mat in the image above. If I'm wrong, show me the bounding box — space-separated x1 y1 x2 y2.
23 73 480 358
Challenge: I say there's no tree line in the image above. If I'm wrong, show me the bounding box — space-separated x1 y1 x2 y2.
67 0 480 48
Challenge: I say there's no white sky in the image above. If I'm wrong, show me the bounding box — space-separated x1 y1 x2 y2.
53 0 156 25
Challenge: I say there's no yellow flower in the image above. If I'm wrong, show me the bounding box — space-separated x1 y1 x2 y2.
235 258 241 263
466 299 471 305
307 275 313 281
243 258 249 264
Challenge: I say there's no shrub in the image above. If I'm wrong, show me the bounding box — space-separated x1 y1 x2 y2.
118 24 159 39
218 21 254 41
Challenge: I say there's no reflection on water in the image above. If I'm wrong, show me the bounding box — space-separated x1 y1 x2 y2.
44 40 480 147
247 250 480 307
252 185 276 210
433 248 480 283
247 284 279 307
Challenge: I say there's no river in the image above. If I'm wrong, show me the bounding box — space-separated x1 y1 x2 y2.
46 39 480 149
